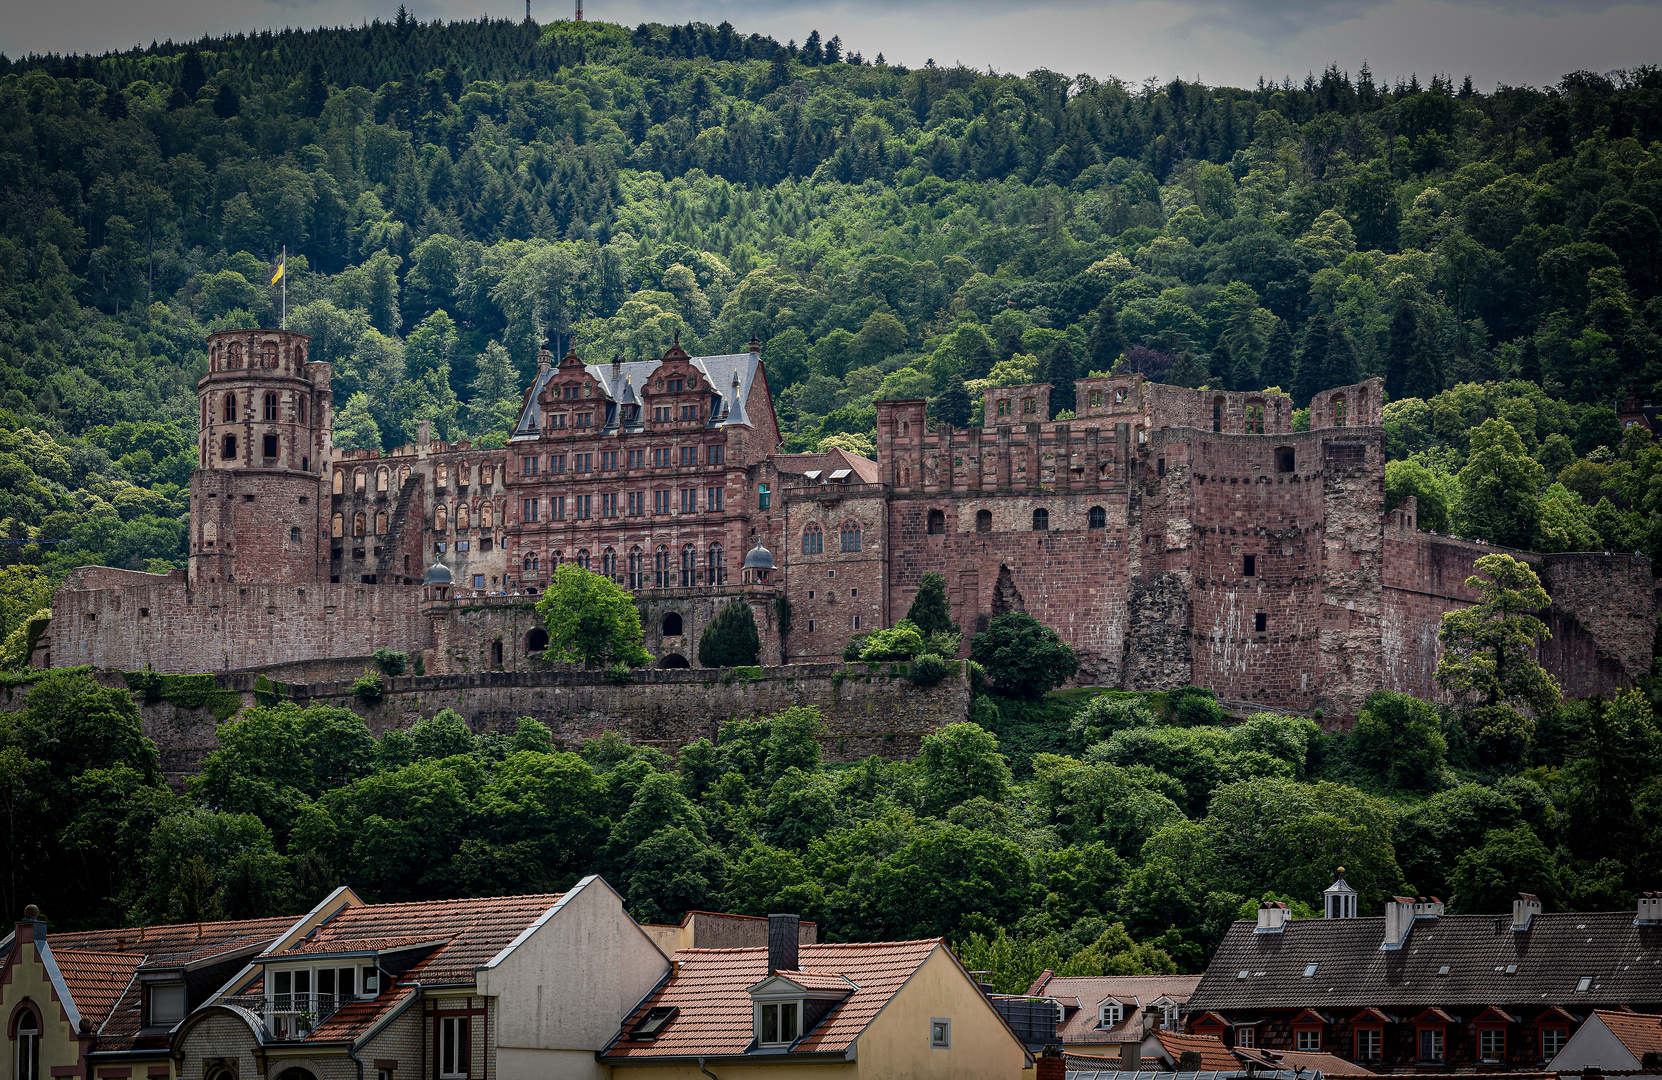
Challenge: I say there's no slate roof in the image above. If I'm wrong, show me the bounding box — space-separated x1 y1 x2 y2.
511 350 765 438
604 939 941 1060
1186 912 1662 1013
1597 1009 1662 1060
1042 975 1201 1045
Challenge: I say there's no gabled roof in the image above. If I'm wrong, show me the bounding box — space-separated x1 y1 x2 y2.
1187 912 1662 1012
604 939 941 1060
1594 1009 1662 1061
512 350 765 438
753 970 856 994
771 446 880 485
1152 1030 1238 1069
1051 976 1202 1043
54 950 142 1029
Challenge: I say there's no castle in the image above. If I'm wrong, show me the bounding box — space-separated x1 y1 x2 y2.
37 328 1658 719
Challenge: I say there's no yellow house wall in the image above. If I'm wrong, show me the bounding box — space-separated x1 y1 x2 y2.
852 947 1029 1080
1 943 84 1080
609 1064 853 1080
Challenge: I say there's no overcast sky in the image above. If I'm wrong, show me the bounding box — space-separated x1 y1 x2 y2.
5 0 1660 92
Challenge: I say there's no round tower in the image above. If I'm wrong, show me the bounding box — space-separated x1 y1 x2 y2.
191 329 332 584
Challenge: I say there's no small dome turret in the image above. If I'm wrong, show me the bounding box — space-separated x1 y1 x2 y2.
424 561 453 585
743 543 774 570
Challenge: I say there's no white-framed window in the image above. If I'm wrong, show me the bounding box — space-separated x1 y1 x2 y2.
1236 1026 1256 1048
757 1001 800 1046
1542 1028 1567 1059
1296 1029 1321 1051
150 983 187 1024
1419 1028 1445 1061
1161 1002 1179 1030
1099 1002 1123 1027
1356 1029 1382 1061
15 1009 39 1080
439 1015 469 1078
1480 1029 1504 1062
930 1017 951 1049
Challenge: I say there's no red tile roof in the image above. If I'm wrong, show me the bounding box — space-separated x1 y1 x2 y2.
1596 1009 1662 1061
54 950 142 1027
1046 975 1201 1044
605 939 942 1060
763 971 858 993
47 916 296 959
1152 1030 1237 1069
1271 1049 1379 1076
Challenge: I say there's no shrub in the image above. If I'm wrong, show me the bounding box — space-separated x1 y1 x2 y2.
969 612 1079 699
1352 691 1447 790
371 647 407 677
910 653 953 686
1069 695 1157 749
605 663 635 685
905 571 957 635
859 620 928 662
842 633 870 662
351 671 385 701
1169 685 1226 725
698 600 761 668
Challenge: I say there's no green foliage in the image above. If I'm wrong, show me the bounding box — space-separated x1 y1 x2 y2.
536 564 652 667
698 601 761 668
905 572 956 636
971 613 1080 699
859 620 928 662
1351 691 1448 790
351 670 386 701
909 654 953 686
371 648 408 677
123 671 243 720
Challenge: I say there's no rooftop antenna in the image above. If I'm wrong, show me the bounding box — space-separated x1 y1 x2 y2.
574 0 583 19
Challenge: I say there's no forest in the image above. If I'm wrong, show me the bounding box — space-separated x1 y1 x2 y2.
1 13 1661 955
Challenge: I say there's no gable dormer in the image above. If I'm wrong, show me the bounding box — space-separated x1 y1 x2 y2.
1097 995 1129 1028
747 971 854 1050
644 341 711 429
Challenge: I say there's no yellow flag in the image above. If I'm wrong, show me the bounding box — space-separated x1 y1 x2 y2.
271 257 285 284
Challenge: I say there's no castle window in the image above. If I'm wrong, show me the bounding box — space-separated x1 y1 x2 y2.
376 511 388 534
221 434 238 460
997 399 1010 418
1255 612 1267 632
524 552 538 572
332 513 343 538
227 342 243 368
927 509 945 535
355 469 366 492
437 466 449 487
1334 396 1347 427
1088 506 1106 529
1115 388 1128 404
260 342 277 367
291 526 302 543
457 504 470 531
1089 390 1103 408
263 392 278 421
297 395 307 424
481 503 493 529
1032 508 1049 531
603 547 617 580
223 393 237 422
16 1007 40 1080
353 513 366 537
481 464 493 485
522 498 538 523
1213 396 1224 432
377 468 389 492
803 524 823 555
526 627 549 652
655 545 671 588
901 421 909 435
1276 447 1296 473
629 547 644 590
840 523 861 552
757 483 770 509
1245 403 1265 434
576 549 590 570
976 509 992 533
1244 554 1256 576
333 471 344 494
1022 398 1036 414
435 506 447 531
263 434 278 458
681 544 696 586
709 543 725 585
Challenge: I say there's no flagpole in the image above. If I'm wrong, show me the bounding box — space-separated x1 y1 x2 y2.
281 245 287 330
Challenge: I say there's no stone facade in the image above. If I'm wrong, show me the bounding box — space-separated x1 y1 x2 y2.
39 332 1659 722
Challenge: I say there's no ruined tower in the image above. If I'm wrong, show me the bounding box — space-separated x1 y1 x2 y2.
191 329 332 584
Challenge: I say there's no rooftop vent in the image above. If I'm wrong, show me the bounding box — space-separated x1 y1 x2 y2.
768 913 800 974
1513 893 1542 932
1256 902 1291 934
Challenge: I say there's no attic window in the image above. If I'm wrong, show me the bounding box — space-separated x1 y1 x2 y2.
150 983 186 1024
1575 976 1592 992
1237 970 1249 980
1437 966 1450 975
1506 964 1517 974
1302 963 1319 978
1100 1002 1123 1027
758 1001 800 1046
631 1006 678 1039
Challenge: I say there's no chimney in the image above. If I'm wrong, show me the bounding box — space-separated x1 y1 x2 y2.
768 913 800 973
749 335 762 356
1381 896 1418 950
1037 1044 1066 1080
1637 892 1662 925
1121 1038 1143 1071
418 418 432 446
1255 901 1291 933
1513 893 1542 932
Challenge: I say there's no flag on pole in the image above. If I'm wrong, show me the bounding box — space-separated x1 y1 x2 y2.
271 253 285 284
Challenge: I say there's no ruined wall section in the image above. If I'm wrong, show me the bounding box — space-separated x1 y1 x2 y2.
777 482 889 663
1315 428 1388 718
1182 430 1329 711
1122 434 1193 690
1535 554 1656 698
1143 383 1296 435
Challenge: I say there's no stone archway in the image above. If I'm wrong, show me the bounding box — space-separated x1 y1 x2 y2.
658 653 689 668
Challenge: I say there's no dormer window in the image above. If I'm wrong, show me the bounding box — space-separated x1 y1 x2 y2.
669 378 684 393
1100 1001 1123 1027
748 972 851 1052
149 983 186 1025
1160 1001 1179 1030
758 1001 800 1046
631 1006 678 1040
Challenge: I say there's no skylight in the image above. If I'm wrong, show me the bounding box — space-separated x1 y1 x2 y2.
631 1006 678 1039
1575 976 1592 992
1302 963 1319 978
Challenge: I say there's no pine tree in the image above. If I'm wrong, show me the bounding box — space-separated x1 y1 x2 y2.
937 371 972 428
1324 320 1361 387
1209 340 1234 389
1294 313 1330 405
1518 335 1542 384
304 62 328 118
1044 341 1078 414
905 571 956 635
1384 302 1416 399
698 600 760 667
1404 320 1446 401
1262 318 1295 391
1231 345 1258 392
1089 296 1127 372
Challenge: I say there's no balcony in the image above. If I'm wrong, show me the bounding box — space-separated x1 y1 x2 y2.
219 993 345 1041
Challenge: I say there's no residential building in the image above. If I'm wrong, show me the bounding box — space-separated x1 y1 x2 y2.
1016 973 1199 1060
1546 1009 1662 1074
601 913 1032 1079
1184 887 1662 1073
639 910 817 955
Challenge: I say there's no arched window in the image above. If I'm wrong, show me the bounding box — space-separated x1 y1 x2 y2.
1032 508 1050 531
457 504 470 530
221 434 238 460
297 395 307 424
708 543 725 585
629 547 644 590
437 465 449 487
655 545 671 588
399 465 411 486
263 392 278 421
840 523 861 552
203 520 217 545
492 640 504 666
227 342 243 368
331 513 343 538
1212 396 1224 432
662 612 683 635
976 509 993 533
1333 396 1347 427
803 524 823 555
354 469 366 492
375 511 388 534
435 505 447 531
681 543 697 587
1088 505 1106 529
377 468 389 492
524 552 539 572
1244 402 1265 434
333 470 344 494
353 513 366 537
261 342 278 368
223 393 237 422
927 509 945 535
552 550 564 567
481 502 494 528
576 548 590 570
525 627 549 653
482 463 494 485
16 1007 40 1080
603 547 617 580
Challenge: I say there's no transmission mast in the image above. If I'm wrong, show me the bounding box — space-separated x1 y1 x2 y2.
574 0 583 19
